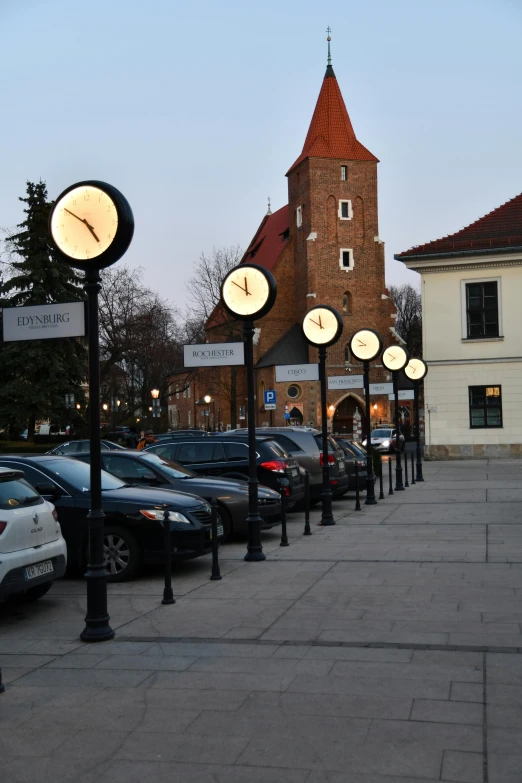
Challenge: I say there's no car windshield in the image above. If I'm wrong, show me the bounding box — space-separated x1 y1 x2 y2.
0 477 44 509
139 452 196 478
371 430 393 438
39 458 126 491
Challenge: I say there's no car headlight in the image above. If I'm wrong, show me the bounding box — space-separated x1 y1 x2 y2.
381 440 390 447
140 509 191 524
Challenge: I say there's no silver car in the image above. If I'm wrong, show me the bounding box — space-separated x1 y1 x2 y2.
362 428 405 453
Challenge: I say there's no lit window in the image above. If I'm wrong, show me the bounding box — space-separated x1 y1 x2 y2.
341 166 347 181
339 249 354 271
338 200 353 220
296 206 302 228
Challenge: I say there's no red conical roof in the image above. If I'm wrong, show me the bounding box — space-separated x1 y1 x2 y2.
287 69 378 174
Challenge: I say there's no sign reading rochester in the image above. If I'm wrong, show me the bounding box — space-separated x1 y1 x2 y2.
184 342 245 368
3 301 86 342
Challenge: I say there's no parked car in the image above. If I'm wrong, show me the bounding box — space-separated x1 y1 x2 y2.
0 467 67 602
362 428 405 453
153 430 210 443
0 456 218 582
147 436 305 509
229 427 349 500
71 449 282 540
46 439 127 455
334 438 367 490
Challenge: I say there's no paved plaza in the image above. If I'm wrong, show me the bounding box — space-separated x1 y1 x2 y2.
1 458 522 782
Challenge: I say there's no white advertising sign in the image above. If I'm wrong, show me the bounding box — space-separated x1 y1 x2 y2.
184 342 244 368
369 383 394 395
3 301 86 342
388 390 415 401
328 375 364 390
276 364 319 382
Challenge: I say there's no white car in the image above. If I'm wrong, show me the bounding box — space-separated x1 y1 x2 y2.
362 428 406 453
0 468 67 602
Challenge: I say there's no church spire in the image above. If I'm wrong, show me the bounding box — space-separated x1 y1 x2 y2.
325 27 335 78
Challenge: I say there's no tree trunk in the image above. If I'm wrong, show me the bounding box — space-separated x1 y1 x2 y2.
28 413 36 443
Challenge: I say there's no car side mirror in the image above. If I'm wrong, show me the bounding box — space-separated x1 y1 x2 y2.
35 482 62 497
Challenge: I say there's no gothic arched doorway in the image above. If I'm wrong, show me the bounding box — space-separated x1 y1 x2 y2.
288 405 303 425
332 394 365 436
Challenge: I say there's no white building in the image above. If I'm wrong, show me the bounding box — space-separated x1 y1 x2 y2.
396 193 522 459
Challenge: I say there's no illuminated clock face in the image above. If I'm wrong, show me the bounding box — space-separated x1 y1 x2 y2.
302 306 343 346
382 345 409 372
349 329 383 362
221 265 275 319
405 357 428 381
50 185 118 261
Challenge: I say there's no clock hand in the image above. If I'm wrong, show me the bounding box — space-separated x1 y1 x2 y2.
64 208 100 243
231 280 247 293
357 340 366 346
387 355 396 362
310 318 324 329
244 277 252 296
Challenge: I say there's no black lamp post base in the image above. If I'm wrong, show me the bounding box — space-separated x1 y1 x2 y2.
244 550 266 561
80 619 115 643
162 596 176 604
319 518 336 526
365 497 378 505
394 486 406 492
415 475 425 482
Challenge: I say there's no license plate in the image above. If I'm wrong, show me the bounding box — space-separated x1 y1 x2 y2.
291 468 298 476
209 524 225 540
25 560 53 580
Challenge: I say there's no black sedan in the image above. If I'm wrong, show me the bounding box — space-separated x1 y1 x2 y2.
46 440 126 455
0 456 218 582
71 450 282 540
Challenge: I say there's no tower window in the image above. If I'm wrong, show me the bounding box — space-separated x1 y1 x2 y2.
339 200 353 220
341 166 347 181
296 206 302 228
343 291 352 314
340 249 354 271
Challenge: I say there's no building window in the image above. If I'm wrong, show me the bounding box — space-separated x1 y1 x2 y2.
469 385 502 428
183 389 186 398
343 291 352 314
344 344 350 362
296 206 302 228
287 384 301 400
176 389 179 399
341 165 347 181
339 249 354 271
465 281 499 339
188 385 191 398
338 200 353 220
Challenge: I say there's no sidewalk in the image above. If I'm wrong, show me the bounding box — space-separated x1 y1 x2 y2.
1 459 521 782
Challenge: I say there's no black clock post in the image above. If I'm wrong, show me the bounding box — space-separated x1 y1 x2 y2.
49 181 134 642
405 358 428 483
362 360 378 505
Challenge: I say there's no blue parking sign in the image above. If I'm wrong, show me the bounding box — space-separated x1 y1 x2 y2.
264 390 276 410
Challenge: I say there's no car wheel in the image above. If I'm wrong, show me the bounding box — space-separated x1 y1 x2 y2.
10 581 53 603
217 506 232 543
104 526 142 582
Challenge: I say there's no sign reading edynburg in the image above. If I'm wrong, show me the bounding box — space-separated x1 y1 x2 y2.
184 342 245 368
3 301 86 342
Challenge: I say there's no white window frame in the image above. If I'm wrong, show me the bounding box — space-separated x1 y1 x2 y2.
338 199 353 220
460 276 503 341
339 248 354 272
341 165 347 181
296 206 302 228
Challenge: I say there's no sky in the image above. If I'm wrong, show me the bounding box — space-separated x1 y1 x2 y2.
1 0 521 313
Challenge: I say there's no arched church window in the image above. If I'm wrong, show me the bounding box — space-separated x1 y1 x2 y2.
343 291 352 314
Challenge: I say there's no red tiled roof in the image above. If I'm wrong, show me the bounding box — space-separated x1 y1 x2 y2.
206 205 289 329
287 72 378 174
396 192 522 260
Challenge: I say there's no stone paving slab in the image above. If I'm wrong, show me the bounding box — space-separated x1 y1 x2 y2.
2 458 522 781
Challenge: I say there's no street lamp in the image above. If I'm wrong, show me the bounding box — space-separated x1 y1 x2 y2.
151 388 160 425
405 358 428 481
302 305 343 526
49 179 134 643
221 263 277 562
348 329 383 505
382 345 410 491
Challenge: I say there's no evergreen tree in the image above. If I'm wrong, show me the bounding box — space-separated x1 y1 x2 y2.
0 181 87 440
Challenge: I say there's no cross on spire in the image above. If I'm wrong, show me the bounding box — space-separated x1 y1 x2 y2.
326 27 332 66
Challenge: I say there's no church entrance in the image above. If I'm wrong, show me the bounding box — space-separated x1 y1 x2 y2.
332 394 365 436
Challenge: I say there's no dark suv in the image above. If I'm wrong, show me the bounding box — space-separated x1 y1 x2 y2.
147 436 305 508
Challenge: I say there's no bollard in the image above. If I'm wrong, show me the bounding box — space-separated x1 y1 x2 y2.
388 457 394 495
279 478 289 547
404 449 409 488
354 462 361 511
0 669 4 694
378 462 385 499
303 471 312 535
210 498 222 581
161 505 175 605
411 452 416 485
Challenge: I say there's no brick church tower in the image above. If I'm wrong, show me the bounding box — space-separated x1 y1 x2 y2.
171 40 399 433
